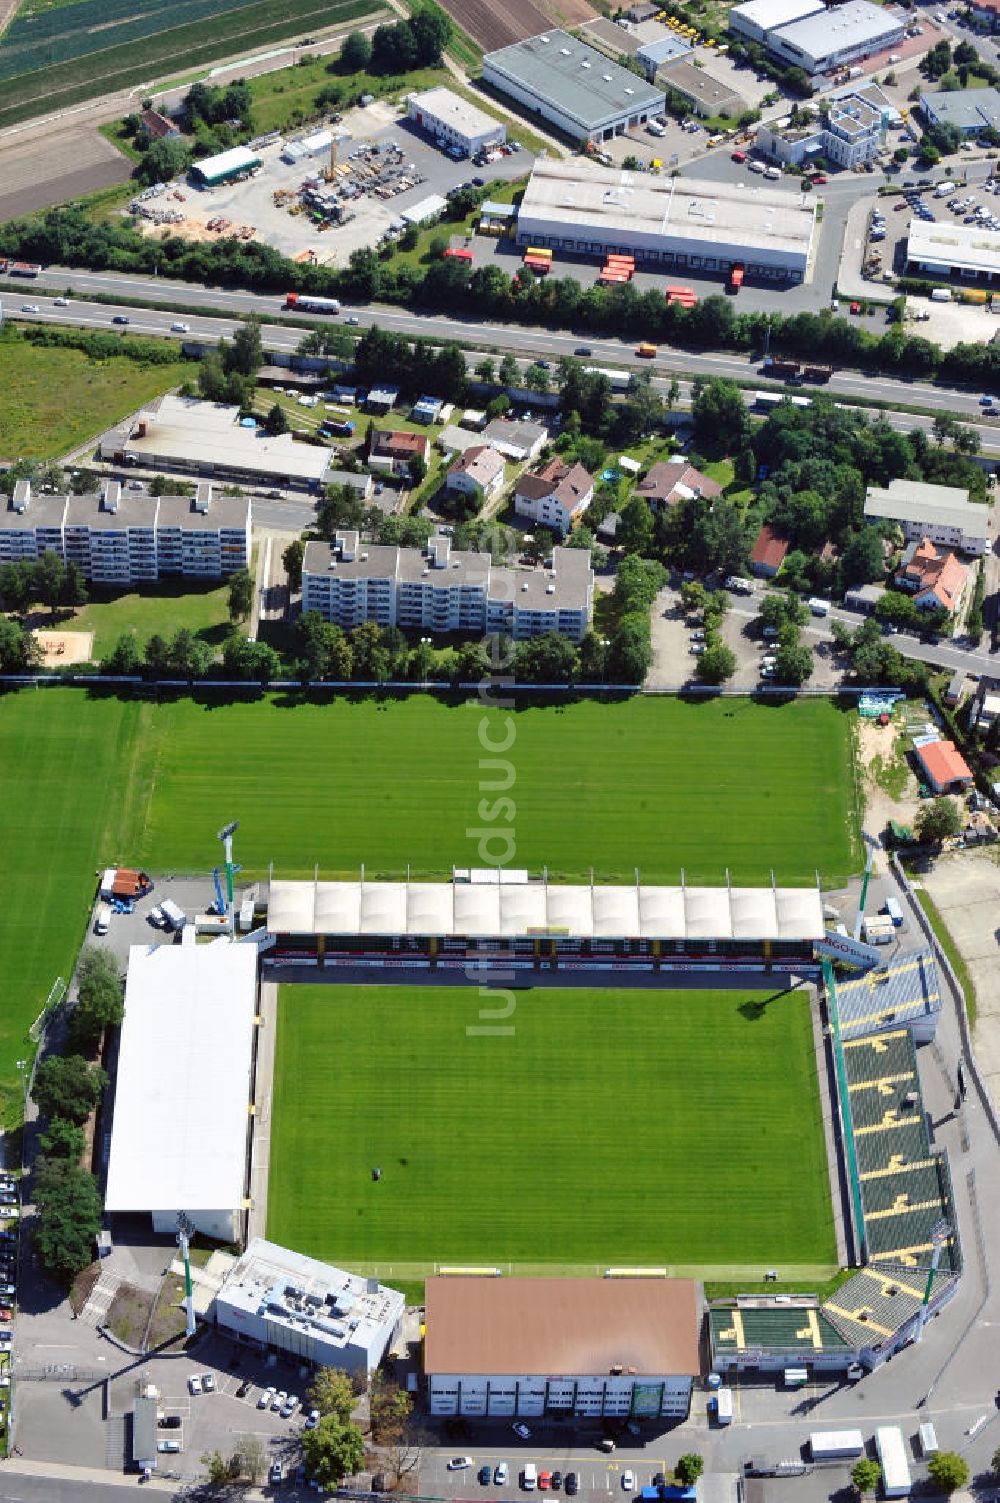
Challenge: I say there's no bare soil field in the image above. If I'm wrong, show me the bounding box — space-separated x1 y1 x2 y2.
0 124 130 223
437 0 560 50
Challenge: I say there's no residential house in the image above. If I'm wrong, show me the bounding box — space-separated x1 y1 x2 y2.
895 538 969 615
635 458 722 514
914 739 973 794
864 479 991 556
750 524 790 578
514 458 594 536
445 445 506 504
483 418 548 462
139 108 180 140
369 430 431 478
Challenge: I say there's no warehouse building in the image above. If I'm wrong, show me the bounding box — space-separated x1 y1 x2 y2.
516 159 817 281
0 477 250 583
482 31 664 143
919 85 1000 135
636 32 694 79
424 1277 699 1420
105 941 259 1244
301 530 594 642
768 1 904 76
213 1239 404 1374
729 0 823 45
659 59 744 119
101 394 333 492
863 477 991 554
264 868 826 968
192 145 261 186
906 217 1000 284
407 87 505 156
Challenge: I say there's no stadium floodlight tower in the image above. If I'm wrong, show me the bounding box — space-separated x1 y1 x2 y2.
915 1217 951 1343
217 820 240 934
176 1212 197 1339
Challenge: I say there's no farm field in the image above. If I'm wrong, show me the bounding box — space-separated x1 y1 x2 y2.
0 690 859 1114
0 0 374 129
267 983 837 1275
0 334 196 459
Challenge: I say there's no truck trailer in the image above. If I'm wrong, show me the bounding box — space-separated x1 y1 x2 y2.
875 1427 911 1497
809 1431 865 1462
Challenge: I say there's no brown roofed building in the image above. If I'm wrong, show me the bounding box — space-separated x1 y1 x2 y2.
139 108 180 140
895 537 968 616
369 429 431 477
636 458 722 513
424 1276 699 1421
750 524 790 578
514 457 594 535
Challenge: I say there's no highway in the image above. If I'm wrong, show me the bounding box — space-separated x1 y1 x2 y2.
4 274 1000 452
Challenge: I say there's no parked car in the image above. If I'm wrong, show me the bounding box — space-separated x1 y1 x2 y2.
159 1415 182 1429
495 1463 510 1485
565 1476 579 1496
513 1423 531 1440
480 1466 493 1486
271 1390 288 1412
622 1473 635 1492
539 1472 552 1491
148 905 166 927
236 1379 252 1399
202 1374 215 1392
270 1460 283 1485
157 1440 181 1454
305 1408 321 1430
448 1458 474 1471
258 1385 276 1409
187 1375 202 1396
281 1394 299 1418
552 1472 563 1490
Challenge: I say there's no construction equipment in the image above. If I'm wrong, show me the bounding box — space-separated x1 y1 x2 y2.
323 133 339 183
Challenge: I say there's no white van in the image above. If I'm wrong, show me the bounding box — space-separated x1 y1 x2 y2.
764 165 782 180
94 903 111 936
884 896 903 926
918 1422 939 1456
523 1464 538 1490
713 1388 733 1425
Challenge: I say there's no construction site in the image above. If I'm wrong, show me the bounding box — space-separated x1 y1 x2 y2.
128 99 531 265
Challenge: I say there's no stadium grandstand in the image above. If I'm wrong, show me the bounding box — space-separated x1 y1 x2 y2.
709 958 959 1375
835 949 942 1045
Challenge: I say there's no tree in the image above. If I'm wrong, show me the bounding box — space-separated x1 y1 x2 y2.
283 539 305 592
309 1367 357 1424
607 614 652 683
228 567 254 622
498 353 519 388
201 1449 236 1486
69 946 123 1052
301 1413 366 1489
0 616 40 672
475 357 495 384
136 136 190 186
927 1454 969 1495
340 28 372 69
221 633 280 682
666 377 680 410
408 454 428 487
676 1456 704 1486
33 549 66 616
229 314 264 377
691 378 750 449
774 641 813 685
34 1157 103 1282
916 796 962 847
617 495 655 556
369 1376 412 1444
991 1445 1000 1479
103 631 142 676
697 642 737 684
61 560 88 608
841 526 885 587
351 620 391 681
263 402 289 436
32 1054 107 1124
514 631 579 684
851 1459 882 1496
38 1117 86 1161
0 560 35 615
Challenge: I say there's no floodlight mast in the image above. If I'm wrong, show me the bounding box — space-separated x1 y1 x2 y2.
217 820 240 933
176 1212 197 1338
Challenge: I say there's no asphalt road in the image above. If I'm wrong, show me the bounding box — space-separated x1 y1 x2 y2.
4 278 1000 451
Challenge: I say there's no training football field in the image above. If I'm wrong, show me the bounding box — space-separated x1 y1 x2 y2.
267 984 837 1278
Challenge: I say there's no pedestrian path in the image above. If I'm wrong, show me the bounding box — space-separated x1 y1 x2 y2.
79 1271 122 1327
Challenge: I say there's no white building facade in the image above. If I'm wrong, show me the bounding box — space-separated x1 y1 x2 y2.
483 31 664 143
407 87 506 155
0 479 250 583
864 479 991 555
302 532 594 642
213 1239 404 1374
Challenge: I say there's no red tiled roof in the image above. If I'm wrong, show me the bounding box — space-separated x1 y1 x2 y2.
896 537 968 613
916 740 972 788
372 429 429 458
751 524 790 571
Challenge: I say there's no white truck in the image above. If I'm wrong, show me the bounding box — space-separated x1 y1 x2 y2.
712 1388 733 1426
809 1431 865 1462
159 898 187 932
875 1427 911 1497
808 597 831 616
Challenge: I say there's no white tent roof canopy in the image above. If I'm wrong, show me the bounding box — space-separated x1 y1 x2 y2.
267 876 824 942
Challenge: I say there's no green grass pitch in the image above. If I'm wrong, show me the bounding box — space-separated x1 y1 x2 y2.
267 984 837 1275
0 690 858 1113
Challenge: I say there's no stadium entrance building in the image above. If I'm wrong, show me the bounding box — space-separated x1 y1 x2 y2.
424 1277 699 1420
264 870 826 971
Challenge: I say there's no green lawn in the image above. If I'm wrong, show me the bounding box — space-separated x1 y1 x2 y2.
66 579 231 661
267 983 837 1275
0 690 860 1113
0 337 197 460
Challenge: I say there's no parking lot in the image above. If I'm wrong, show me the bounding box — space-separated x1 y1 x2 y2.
133 101 533 266
648 586 843 691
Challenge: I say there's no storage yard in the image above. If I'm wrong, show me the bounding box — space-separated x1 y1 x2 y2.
267 982 836 1274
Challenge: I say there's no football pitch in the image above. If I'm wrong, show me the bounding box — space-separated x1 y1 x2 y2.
0 690 858 1113
266 984 838 1277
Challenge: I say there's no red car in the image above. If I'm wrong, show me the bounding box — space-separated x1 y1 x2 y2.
811 172 828 184
539 1474 553 1491
894 201 908 210
732 150 747 163
850 301 862 315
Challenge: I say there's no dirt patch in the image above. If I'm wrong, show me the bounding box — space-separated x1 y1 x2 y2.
146 1275 189 1348
0 125 130 225
436 0 554 49
105 1281 155 1348
921 850 1000 1109
856 711 923 847
33 629 95 666
69 1261 102 1318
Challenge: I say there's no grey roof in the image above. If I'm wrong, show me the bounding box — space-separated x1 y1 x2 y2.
729 0 823 31
0 492 67 531
921 85 1000 132
108 394 332 485
492 546 593 610
483 417 549 454
771 0 902 61
864 478 986 537
582 17 644 57
326 468 372 493
637 33 693 67
836 948 942 1040
304 538 401 581
484 30 663 131
156 491 251 531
